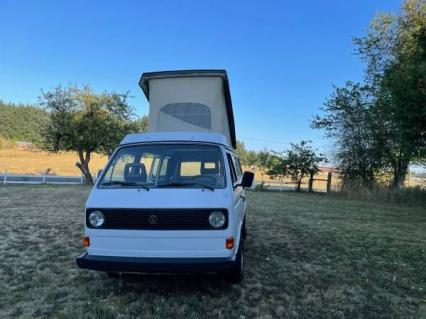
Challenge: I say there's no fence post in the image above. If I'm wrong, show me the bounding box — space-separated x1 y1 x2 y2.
42 172 47 184
326 172 332 194
80 175 84 185
308 171 314 193
3 170 7 185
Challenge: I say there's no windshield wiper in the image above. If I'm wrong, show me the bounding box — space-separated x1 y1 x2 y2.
100 181 150 191
155 182 214 191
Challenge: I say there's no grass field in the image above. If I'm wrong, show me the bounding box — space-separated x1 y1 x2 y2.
0 186 425 318
0 147 107 176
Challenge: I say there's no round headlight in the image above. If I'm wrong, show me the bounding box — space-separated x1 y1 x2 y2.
208 211 225 228
88 210 105 227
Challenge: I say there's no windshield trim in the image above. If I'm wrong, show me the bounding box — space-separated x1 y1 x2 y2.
96 142 227 190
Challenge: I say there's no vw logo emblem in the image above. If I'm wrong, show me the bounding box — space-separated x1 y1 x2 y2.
149 214 158 225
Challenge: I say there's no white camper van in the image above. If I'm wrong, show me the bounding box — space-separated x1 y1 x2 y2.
76 70 254 283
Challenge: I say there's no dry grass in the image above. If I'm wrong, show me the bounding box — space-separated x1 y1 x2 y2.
0 147 107 176
0 186 425 318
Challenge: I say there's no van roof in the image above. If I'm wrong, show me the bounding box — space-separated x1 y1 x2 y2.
139 70 236 149
119 132 230 148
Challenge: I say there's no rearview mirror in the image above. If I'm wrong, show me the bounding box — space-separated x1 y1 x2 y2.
238 171 254 188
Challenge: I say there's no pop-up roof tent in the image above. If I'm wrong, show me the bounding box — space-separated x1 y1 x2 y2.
139 70 236 149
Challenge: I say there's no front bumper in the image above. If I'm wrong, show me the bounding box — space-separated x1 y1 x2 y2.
76 253 234 273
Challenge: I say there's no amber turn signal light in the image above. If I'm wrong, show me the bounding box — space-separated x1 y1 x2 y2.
225 237 234 249
82 236 90 247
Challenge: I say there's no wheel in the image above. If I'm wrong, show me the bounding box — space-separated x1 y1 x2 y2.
106 272 120 278
224 240 244 284
242 217 247 240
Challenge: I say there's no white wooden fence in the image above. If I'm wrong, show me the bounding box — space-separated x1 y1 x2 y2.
1 170 88 185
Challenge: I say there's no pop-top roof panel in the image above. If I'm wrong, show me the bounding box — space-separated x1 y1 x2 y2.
139 70 236 149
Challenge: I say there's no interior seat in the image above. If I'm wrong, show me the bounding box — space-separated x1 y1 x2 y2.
124 163 147 183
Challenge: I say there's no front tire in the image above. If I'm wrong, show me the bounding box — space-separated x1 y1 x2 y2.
224 240 244 284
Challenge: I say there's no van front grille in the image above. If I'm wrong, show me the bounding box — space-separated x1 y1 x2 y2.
86 208 228 230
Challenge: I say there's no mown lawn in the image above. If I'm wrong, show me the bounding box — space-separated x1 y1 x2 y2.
0 186 425 318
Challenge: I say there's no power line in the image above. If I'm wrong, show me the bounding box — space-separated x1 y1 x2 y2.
239 136 290 146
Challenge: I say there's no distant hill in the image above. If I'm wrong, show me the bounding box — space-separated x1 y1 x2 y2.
0 101 49 144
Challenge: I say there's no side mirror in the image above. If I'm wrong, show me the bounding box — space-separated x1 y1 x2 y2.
238 171 254 188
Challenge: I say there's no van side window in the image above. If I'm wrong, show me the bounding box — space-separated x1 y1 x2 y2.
226 153 237 183
233 156 243 178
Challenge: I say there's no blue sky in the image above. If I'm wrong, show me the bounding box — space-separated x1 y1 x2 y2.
0 0 401 152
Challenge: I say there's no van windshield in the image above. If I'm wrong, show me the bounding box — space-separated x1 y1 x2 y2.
98 144 226 189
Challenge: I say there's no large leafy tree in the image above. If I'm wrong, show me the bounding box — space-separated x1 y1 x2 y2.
353 0 426 188
312 82 385 189
40 85 139 184
314 0 425 189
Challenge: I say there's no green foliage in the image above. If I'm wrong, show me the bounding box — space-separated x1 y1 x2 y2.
337 185 426 207
353 0 426 188
236 141 273 182
0 101 49 145
266 152 287 181
253 182 269 192
236 140 248 165
315 0 426 189
312 82 385 189
255 150 273 183
133 116 149 133
266 141 325 192
285 141 325 191
245 150 259 168
40 85 138 184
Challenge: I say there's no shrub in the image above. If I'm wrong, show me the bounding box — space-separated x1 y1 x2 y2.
336 185 426 207
253 182 269 192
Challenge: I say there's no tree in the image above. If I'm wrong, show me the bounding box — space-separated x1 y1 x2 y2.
266 151 287 181
0 101 50 145
353 0 426 188
40 85 138 184
133 116 149 133
285 141 325 192
246 150 258 170
312 82 385 189
236 140 249 165
314 0 425 189
256 150 272 183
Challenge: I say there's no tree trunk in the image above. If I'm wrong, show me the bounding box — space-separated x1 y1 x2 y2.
391 159 409 189
295 177 302 192
76 149 93 185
